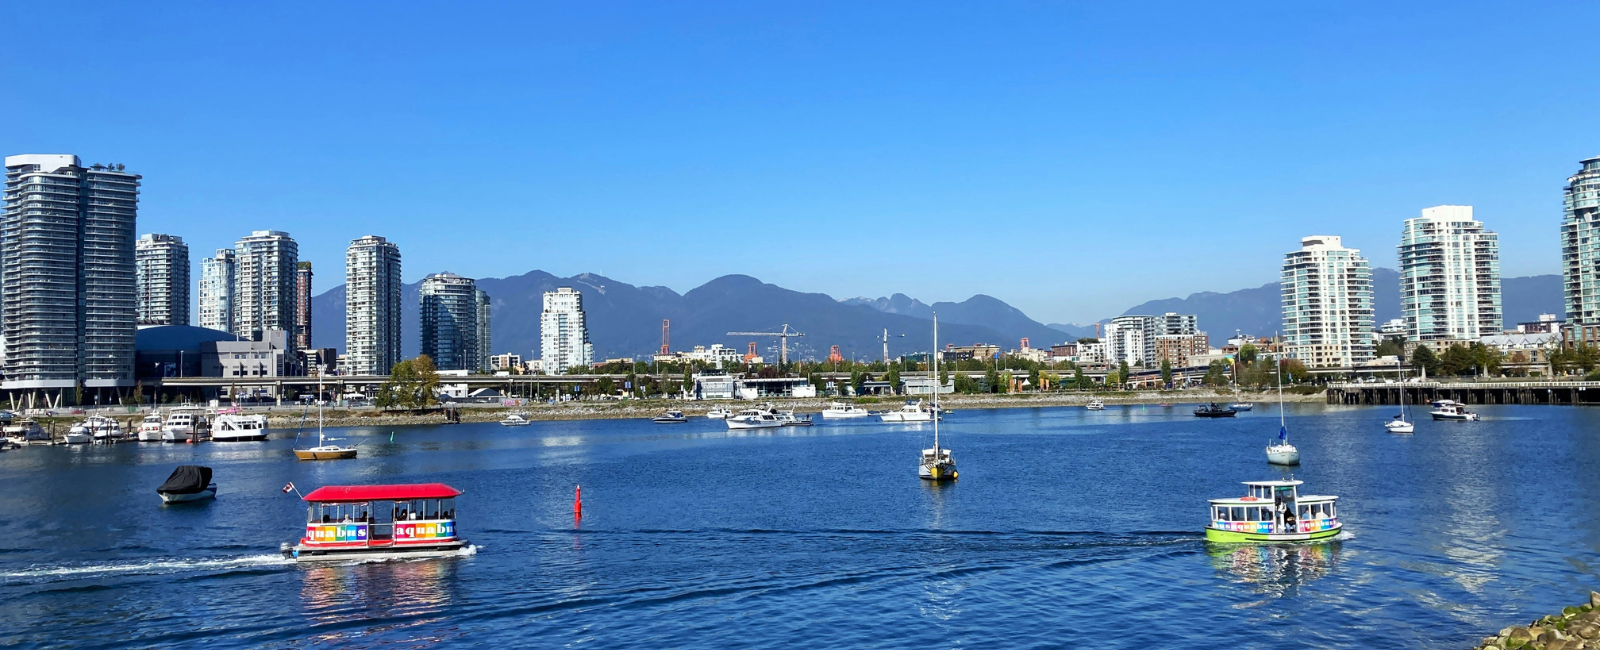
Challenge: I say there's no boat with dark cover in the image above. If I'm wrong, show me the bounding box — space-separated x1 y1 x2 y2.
157 465 217 503
1194 403 1239 418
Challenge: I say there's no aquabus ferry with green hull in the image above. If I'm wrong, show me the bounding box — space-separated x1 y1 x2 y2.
1206 480 1340 543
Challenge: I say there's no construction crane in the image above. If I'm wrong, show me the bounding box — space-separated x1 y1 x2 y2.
877 328 905 365
727 324 804 367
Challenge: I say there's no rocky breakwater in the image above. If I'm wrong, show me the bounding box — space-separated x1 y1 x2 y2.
1473 592 1600 650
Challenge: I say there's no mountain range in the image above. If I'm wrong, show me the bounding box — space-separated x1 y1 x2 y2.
308 268 1565 362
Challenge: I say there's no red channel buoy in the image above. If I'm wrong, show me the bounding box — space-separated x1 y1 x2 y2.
574 484 583 518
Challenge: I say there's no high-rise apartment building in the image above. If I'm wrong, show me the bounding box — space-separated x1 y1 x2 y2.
294 262 313 350
233 230 299 346
1102 312 1199 367
419 272 479 372
1398 206 1502 341
1282 236 1375 368
135 233 190 326
345 236 403 375
540 287 593 374
1561 156 1600 325
476 289 492 373
1 154 139 394
198 249 236 333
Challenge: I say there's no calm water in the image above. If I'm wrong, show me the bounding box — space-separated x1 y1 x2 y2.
2 402 1599 649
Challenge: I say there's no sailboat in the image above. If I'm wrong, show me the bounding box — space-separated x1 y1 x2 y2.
1385 375 1414 433
293 377 357 461
919 313 957 481
1265 352 1299 466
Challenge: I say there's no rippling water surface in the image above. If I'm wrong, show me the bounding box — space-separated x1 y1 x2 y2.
2 402 1599 648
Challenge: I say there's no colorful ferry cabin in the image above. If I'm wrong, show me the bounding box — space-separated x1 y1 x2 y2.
282 483 471 562
1205 480 1341 543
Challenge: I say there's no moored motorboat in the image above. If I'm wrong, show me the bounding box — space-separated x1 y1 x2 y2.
1230 402 1255 412
776 410 812 426
212 413 269 441
1430 400 1479 421
161 408 207 443
879 399 938 422
652 410 688 423
281 483 470 562
1194 403 1238 418
4 419 48 446
1206 480 1340 543
821 402 872 419
1085 399 1106 411
64 421 92 445
499 412 531 426
705 407 734 420
726 408 781 429
137 411 165 441
157 465 217 503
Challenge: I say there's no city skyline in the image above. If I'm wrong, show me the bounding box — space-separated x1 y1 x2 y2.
4 3 1597 324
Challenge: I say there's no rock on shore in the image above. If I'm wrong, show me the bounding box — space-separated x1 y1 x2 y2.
1473 592 1600 649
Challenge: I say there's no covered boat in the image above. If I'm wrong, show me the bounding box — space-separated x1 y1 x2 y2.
1206 480 1340 543
1194 403 1238 418
282 483 470 562
157 465 217 503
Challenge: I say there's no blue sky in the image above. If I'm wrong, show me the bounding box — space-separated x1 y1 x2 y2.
3 2 1594 324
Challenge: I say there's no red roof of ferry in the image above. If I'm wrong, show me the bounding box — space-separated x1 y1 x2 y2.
301 483 462 502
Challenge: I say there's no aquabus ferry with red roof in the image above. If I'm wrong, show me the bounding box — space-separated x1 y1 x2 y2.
281 483 472 562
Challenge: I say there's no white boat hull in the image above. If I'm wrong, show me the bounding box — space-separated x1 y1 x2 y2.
879 413 935 422
726 419 781 430
161 431 192 443
1431 411 1478 421
138 430 164 442
285 540 472 563
1266 446 1300 465
1385 421 1414 434
63 433 91 445
821 410 871 419
160 485 217 503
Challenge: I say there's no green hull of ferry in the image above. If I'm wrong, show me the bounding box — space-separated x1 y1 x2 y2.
1204 525 1341 544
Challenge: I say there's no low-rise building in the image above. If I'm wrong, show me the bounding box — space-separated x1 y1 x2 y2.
1155 333 1210 367
1517 314 1564 334
203 330 294 381
489 353 523 372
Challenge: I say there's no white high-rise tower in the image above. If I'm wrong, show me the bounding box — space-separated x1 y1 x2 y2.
1282 236 1375 368
233 230 298 345
540 287 593 374
135 233 190 326
345 235 403 375
1399 206 1502 341
198 248 236 333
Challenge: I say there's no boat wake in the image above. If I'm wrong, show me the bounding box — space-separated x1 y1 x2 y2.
1 554 291 585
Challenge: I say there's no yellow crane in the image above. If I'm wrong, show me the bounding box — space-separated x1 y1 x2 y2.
727 324 805 367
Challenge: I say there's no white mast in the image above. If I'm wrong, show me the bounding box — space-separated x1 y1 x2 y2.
317 373 325 447
932 312 939 451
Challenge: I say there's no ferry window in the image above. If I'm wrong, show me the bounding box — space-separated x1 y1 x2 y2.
1298 505 1310 520
1328 503 1336 518
1311 504 1322 518
425 500 440 519
1231 507 1244 521
307 506 317 524
442 498 455 518
1245 508 1258 522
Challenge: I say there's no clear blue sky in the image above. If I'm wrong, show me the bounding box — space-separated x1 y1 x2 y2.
3 2 1594 324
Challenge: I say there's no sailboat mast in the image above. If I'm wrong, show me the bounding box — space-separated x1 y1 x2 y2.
932 312 939 451
317 374 325 446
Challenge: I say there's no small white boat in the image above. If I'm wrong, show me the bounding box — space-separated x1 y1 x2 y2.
879 399 938 423
1386 385 1414 433
776 410 813 427
821 402 872 419
1264 353 1298 466
137 411 165 441
212 413 269 441
157 465 217 503
919 314 956 481
726 408 781 430
63 431 91 445
1430 400 1479 421
499 412 532 426
83 415 125 442
705 407 734 420
652 410 689 423
1085 399 1105 411
1230 403 1255 412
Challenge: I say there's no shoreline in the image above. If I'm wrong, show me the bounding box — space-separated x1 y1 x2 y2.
251 390 1322 428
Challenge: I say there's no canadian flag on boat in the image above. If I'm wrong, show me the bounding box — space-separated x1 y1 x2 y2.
282 482 295 494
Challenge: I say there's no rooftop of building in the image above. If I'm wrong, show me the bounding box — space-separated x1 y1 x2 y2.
134 325 236 352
